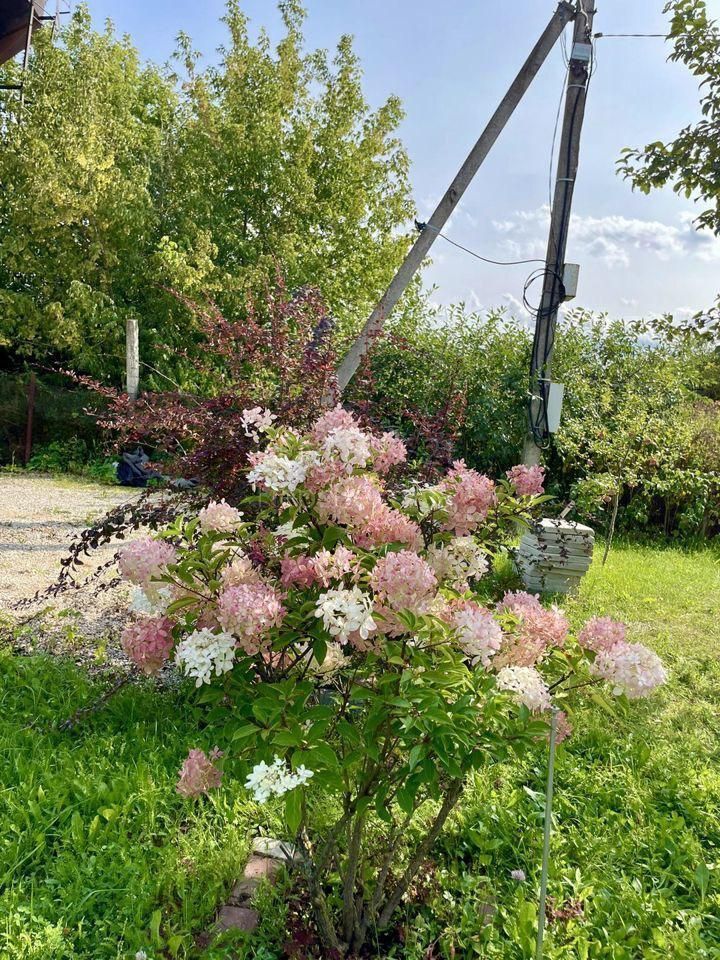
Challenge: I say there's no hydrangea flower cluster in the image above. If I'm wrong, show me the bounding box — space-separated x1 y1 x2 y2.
247 448 319 493
129 584 174 616
244 756 314 803
176 747 223 798
506 464 546 497
496 665 552 712
578 616 627 653
121 615 175 675
175 628 236 686
217 583 286 655
427 536 488 590
315 587 377 647
451 600 504 667
590 643 667 699
240 406 277 442
440 460 497 536
197 499 244 533
577 616 666 698
118 537 176 588
495 591 569 668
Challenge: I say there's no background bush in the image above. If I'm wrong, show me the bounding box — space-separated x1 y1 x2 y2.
369 308 720 538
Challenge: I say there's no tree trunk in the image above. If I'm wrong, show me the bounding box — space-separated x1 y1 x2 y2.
602 491 620 565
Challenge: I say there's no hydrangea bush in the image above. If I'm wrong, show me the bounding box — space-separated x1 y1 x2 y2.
117 406 666 954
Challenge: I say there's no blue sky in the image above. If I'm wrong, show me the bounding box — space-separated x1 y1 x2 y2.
84 0 720 323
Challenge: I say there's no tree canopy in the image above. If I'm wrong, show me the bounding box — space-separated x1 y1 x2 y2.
619 0 720 337
0 2 415 382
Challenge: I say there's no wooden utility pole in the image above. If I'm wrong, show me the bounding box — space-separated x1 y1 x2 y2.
524 1 596 465
125 318 140 400
336 1 576 394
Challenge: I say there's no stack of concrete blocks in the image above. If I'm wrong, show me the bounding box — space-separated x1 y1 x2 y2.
516 518 594 595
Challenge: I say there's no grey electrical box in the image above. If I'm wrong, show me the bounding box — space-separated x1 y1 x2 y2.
571 42 593 62
547 382 565 434
562 263 580 301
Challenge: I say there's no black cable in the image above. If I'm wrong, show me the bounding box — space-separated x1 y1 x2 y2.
415 222 545 267
594 33 666 38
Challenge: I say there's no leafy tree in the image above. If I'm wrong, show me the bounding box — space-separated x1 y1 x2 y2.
0 2 415 381
0 7 176 377
618 0 720 337
158 0 415 347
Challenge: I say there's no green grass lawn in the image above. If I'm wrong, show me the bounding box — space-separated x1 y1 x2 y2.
1 540 719 959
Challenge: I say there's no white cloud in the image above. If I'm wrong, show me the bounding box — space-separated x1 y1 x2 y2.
492 206 720 269
501 293 532 324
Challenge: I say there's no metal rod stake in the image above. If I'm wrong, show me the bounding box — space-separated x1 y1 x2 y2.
536 706 559 960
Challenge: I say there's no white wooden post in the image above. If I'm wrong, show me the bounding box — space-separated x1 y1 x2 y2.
125 318 140 400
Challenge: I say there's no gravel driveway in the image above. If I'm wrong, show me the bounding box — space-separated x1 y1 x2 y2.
0 474 144 666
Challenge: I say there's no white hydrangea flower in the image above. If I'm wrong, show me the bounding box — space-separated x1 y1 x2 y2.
175 629 236 686
427 536 489 589
495 665 551 712
240 406 277 442
244 756 314 803
247 450 319 493
129 585 174 616
314 587 376 643
322 426 373 472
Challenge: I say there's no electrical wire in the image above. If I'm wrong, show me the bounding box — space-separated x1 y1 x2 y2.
594 33 666 38
415 223 544 267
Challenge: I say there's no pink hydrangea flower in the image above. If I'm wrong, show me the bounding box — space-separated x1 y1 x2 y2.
372 432 408 474
280 554 319 589
311 405 360 443
221 554 262 589
197 499 244 533
312 546 355 587
305 458 346 493
371 550 437 612
495 591 569 667
317 475 384 528
506 464 546 497
217 582 286 655
441 460 496 535
578 617 627 653
121 616 174 675
451 600 503 668
117 537 176 587
176 747 223 798
371 550 436 636
590 642 667 699
356 506 423 551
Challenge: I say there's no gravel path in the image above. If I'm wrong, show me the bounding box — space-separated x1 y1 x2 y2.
0 474 144 667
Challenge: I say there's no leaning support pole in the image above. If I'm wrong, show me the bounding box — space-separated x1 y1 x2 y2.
336 1 576 394
536 707 559 960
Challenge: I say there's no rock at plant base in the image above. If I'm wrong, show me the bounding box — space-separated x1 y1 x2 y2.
215 905 259 933
229 878 261 903
243 855 282 881
252 837 299 862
